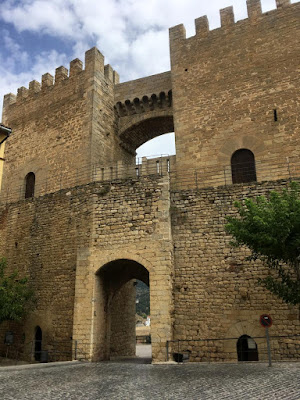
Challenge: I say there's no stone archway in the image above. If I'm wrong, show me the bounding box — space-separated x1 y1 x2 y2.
119 114 174 152
92 259 150 361
73 245 174 364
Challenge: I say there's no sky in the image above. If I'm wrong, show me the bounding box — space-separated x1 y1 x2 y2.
0 0 298 158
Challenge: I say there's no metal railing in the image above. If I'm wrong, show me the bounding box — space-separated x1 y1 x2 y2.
166 334 300 364
0 157 174 204
0 338 86 364
170 156 300 191
1 155 300 204
1 333 299 365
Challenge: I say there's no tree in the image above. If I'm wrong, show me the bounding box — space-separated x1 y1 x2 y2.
225 182 300 307
0 258 34 324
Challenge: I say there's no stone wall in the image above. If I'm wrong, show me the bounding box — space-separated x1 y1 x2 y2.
73 175 174 362
0 0 299 365
0 185 93 360
110 280 136 358
0 48 129 203
169 1 300 183
114 72 172 104
0 172 299 363
0 175 174 362
171 179 300 361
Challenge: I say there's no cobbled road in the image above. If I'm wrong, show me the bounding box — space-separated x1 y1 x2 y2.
0 361 299 399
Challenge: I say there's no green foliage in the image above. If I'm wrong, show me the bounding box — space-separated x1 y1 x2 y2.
226 182 300 306
0 258 34 324
136 280 150 317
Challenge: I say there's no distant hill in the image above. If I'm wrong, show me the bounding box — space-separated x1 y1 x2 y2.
136 280 150 318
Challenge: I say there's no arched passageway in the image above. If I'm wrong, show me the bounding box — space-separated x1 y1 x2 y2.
93 259 151 362
119 115 174 152
237 335 259 361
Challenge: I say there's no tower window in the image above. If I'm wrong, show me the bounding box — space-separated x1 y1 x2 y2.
231 149 257 184
274 109 278 122
25 172 35 199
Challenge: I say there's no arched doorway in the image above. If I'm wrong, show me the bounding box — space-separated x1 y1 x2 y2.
237 335 259 361
231 149 257 184
94 259 151 362
34 326 42 361
25 172 35 198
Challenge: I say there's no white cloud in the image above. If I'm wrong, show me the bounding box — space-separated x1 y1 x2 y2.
136 133 176 159
0 0 299 154
0 41 67 120
0 0 79 37
2 30 29 70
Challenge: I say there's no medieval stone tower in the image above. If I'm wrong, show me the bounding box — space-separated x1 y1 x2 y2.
0 0 299 363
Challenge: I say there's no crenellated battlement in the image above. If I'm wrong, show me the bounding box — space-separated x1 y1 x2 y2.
3 47 119 111
169 0 295 44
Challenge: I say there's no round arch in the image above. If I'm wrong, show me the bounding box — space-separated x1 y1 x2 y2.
231 148 257 184
119 115 174 151
93 258 151 362
97 258 149 286
73 249 173 363
92 251 155 277
237 335 259 361
25 171 35 199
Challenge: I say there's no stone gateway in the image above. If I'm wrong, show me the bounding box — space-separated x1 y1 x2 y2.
0 0 299 363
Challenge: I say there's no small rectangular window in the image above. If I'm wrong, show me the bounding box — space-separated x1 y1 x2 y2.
274 109 278 122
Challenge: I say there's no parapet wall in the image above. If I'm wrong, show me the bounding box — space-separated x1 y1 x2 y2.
171 178 300 361
2 47 119 116
114 71 172 105
169 0 295 46
0 155 176 204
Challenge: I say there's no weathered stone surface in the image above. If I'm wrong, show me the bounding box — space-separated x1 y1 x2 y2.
0 1 299 364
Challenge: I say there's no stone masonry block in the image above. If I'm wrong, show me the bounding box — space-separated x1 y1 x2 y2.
195 16 209 37
220 7 235 27
42 73 54 88
55 66 68 83
70 58 83 76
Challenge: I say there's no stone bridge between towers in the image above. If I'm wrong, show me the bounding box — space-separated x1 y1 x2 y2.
114 71 174 154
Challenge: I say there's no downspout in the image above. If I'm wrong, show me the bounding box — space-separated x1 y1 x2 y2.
0 125 12 191
0 125 12 145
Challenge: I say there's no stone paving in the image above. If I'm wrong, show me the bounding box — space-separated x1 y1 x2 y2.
0 361 299 400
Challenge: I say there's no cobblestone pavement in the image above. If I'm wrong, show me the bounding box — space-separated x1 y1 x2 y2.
0 361 299 400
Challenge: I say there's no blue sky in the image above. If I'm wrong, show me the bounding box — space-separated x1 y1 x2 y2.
0 0 298 158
